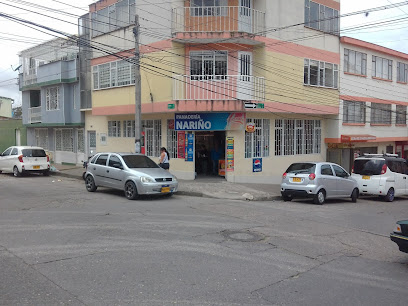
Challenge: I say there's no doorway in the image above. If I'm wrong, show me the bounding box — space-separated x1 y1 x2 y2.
195 131 225 178
87 131 96 157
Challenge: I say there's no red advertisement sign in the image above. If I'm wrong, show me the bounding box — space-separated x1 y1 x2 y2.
177 132 185 159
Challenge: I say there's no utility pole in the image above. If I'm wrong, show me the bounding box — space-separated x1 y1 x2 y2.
133 15 142 154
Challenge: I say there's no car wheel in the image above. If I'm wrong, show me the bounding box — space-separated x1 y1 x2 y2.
85 175 97 192
351 188 358 203
385 188 395 202
43 170 50 176
13 166 21 177
282 194 292 202
124 181 139 200
314 189 325 205
0 170 2 174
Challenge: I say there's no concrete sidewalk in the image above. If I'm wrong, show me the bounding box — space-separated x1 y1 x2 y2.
51 164 282 201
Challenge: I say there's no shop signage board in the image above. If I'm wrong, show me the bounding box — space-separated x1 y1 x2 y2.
185 133 194 162
341 135 376 143
253 158 262 173
226 137 234 172
175 113 246 131
245 122 255 133
177 132 185 159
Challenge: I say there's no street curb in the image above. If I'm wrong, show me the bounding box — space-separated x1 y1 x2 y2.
51 172 282 201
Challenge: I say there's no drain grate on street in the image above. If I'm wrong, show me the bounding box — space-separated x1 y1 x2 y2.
221 230 265 242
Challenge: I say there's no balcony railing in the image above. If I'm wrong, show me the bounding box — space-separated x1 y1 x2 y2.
173 75 265 101
28 106 42 124
172 6 265 35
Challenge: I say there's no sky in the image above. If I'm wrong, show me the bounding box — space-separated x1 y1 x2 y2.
0 0 407 106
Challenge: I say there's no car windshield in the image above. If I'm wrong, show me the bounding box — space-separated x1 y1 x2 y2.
122 155 159 169
354 159 385 175
286 163 316 174
22 149 46 157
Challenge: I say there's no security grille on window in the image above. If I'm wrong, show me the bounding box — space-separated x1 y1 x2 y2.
245 119 270 158
372 56 393 80
55 129 74 152
190 0 228 16
190 51 228 80
304 59 338 88
343 101 366 124
344 49 367 76
92 60 135 90
275 119 321 156
396 105 407 125
108 121 121 137
123 120 135 137
35 128 49 150
305 0 339 34
397 62 408 83
371 103 391 124
167 119 178 159
46 87 59 111
142 120 162 157
77 129 85 152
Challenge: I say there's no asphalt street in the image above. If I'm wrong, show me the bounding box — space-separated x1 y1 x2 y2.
0 174 407 305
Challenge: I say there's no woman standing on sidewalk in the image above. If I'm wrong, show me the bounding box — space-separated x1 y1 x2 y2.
159 147 170 170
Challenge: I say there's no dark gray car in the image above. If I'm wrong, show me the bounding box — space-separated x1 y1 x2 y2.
85 153 178 200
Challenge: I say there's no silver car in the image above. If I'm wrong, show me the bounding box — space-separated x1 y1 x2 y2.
280 162 359 204
85 153 178 200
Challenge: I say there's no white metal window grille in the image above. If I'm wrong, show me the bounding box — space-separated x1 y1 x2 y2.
124 120 135 137
305 0 339 34
304 59 338 88
92 60 135 90
275 119 321 156
62 129 74 152
108 121 121 137
92 66 99 89
397 62 408 83
56 129 62 151
371 103 391 124
245 119 270 158
98 63 111 89
396 105 407 125
142 120 162 157
190 51 228 80
372 56 393 80
46 87 59 111
344 49 367 76
35 128 49 150
343 101 366 123
167 120 178 159
77 129 85 153
117 60 131 86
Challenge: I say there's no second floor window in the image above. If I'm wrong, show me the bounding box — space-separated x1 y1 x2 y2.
190 51 228 80
343 101 366 124
397 62 408 83
46 87 59 111
371 103 391 124
372 56 393 80
93 60 135 90
396 105 407 125
344 49 367 76
304 59 338 89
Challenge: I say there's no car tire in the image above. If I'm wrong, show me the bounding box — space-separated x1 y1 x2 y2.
351 188 358 203
314 189 325 205
85 175 97 192
385 188 395 202
124 181 139 200
0 170 2 174
43 170 50 176
13 166 21 177
282 194 292 202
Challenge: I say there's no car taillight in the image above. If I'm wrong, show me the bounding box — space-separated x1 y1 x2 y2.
351 166 354 173
47 155 49 162
309 173 316 180
381 164 387 175
18 155 23 163
282 172 287 179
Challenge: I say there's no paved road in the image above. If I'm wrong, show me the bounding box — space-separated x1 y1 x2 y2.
0 174 407 305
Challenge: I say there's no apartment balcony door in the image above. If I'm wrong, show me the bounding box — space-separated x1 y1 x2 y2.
237 51 253 101
239 0 252 33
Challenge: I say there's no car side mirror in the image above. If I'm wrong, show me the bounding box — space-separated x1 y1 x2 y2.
112 163 123 170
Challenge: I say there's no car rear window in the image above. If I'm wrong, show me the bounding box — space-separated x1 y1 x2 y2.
286 163 316 174
353 159 385 175
22 149 46 157
122 155 159 169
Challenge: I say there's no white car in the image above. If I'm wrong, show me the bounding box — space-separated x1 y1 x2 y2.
0 146 50 177
352 154 408 202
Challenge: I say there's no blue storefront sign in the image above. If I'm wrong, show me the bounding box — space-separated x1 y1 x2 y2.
185 133 194 162
253 158 263 173
175 113 246 131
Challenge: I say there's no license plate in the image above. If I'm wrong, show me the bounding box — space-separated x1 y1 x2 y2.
362 176 370 180
161 187 170 193
33 165 40 169
292 177 302 183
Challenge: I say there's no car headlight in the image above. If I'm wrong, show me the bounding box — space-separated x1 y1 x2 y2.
172 176 178 182
393 224 402 234
140 176 154 183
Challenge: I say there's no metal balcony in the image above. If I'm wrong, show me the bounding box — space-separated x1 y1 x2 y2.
173 75 265 101
28 106 42 124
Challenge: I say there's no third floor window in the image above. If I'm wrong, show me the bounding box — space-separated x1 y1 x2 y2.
190 0 228 16
344 48 367 76
372 56 393 80
305 0 339 35
397 62 408 83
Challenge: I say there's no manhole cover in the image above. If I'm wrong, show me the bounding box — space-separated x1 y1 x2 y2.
221 230 264 242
